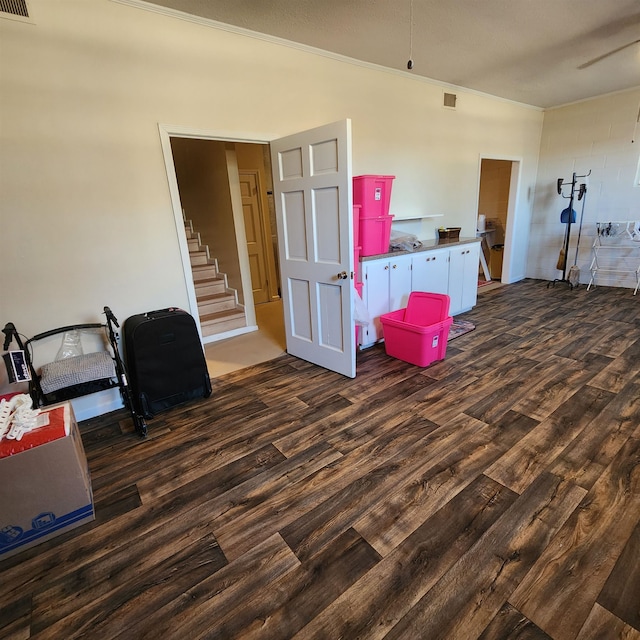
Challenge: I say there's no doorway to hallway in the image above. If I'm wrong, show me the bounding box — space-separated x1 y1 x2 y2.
164 132 283 346
477 157 520 285
160 119 355 379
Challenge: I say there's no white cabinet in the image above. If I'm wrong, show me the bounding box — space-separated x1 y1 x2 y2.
388 257 413 311
411 248 450 295
360 241 480 347
361 255 412 346
448 242 480 315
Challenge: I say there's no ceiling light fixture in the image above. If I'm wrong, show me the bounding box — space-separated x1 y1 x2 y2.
407 0 414 70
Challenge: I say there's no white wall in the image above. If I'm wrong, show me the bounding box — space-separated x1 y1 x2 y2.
1 0 544 413
527 88 640 288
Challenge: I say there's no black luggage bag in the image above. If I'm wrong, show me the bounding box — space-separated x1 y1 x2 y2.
123 308 212 419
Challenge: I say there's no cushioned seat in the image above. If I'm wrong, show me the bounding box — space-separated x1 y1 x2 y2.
40 351 116 395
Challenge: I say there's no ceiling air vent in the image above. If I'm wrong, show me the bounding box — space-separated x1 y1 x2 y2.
0 0 31 21
443 92 457 109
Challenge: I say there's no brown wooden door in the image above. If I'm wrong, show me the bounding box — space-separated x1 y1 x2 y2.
239 171 270 304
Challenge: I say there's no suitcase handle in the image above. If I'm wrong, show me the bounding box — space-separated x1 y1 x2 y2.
145 307 184 319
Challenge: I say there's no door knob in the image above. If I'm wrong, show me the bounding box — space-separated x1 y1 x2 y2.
337 271 348 280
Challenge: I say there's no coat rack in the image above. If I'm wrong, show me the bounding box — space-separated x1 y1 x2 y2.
548 170 590 289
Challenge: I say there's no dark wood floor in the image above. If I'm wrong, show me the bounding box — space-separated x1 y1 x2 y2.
2 279 639 640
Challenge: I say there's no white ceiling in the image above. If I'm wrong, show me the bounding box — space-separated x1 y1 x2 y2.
145 0 639 108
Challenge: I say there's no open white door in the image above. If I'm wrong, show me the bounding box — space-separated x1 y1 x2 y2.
271 119 355 378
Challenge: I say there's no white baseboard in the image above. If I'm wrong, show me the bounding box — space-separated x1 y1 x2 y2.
202 324 258 344
69 388 123 422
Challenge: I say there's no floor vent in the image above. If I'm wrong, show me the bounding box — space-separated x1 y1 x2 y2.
1 0 30 19
443 92 457 109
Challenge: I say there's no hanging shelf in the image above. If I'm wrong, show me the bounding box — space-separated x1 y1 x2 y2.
393 214 445 221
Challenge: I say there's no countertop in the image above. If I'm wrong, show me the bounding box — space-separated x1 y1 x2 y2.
360 236 480 262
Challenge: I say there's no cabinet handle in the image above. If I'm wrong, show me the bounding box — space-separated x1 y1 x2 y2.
385 265 389 270
392 264 397 269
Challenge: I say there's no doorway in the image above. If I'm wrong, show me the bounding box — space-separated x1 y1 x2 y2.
159 120 355 379
209 146 286 378
168 136 286 377
159 127 285 355
477 158 520 284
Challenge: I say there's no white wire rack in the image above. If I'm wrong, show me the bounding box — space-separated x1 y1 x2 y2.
588 222 640 295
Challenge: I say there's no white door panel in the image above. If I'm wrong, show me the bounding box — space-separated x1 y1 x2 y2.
271 120 355 377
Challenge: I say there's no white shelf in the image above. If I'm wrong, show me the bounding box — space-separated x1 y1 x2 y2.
392 214 444 221
588 221 640 295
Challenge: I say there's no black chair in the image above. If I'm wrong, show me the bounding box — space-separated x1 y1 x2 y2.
2 307 147 437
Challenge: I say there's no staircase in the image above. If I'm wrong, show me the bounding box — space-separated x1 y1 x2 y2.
184 218 247 338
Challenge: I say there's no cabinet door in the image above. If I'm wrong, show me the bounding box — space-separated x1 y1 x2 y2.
449 243 480 315
460 242 480 313
388 256 412 312
448 248 466 315
412 249 449 295
362 260 390 345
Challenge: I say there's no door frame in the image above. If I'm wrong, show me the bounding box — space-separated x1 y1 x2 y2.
158 123 277 342
476 155 522 284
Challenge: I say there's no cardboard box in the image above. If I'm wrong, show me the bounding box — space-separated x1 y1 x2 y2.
0 402 94 559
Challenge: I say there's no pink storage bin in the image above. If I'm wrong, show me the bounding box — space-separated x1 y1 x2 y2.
353 204 361 248
360 215 393 256
380 310 453 367
353 175 395 218
354 245 362 285
380 291 453 367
